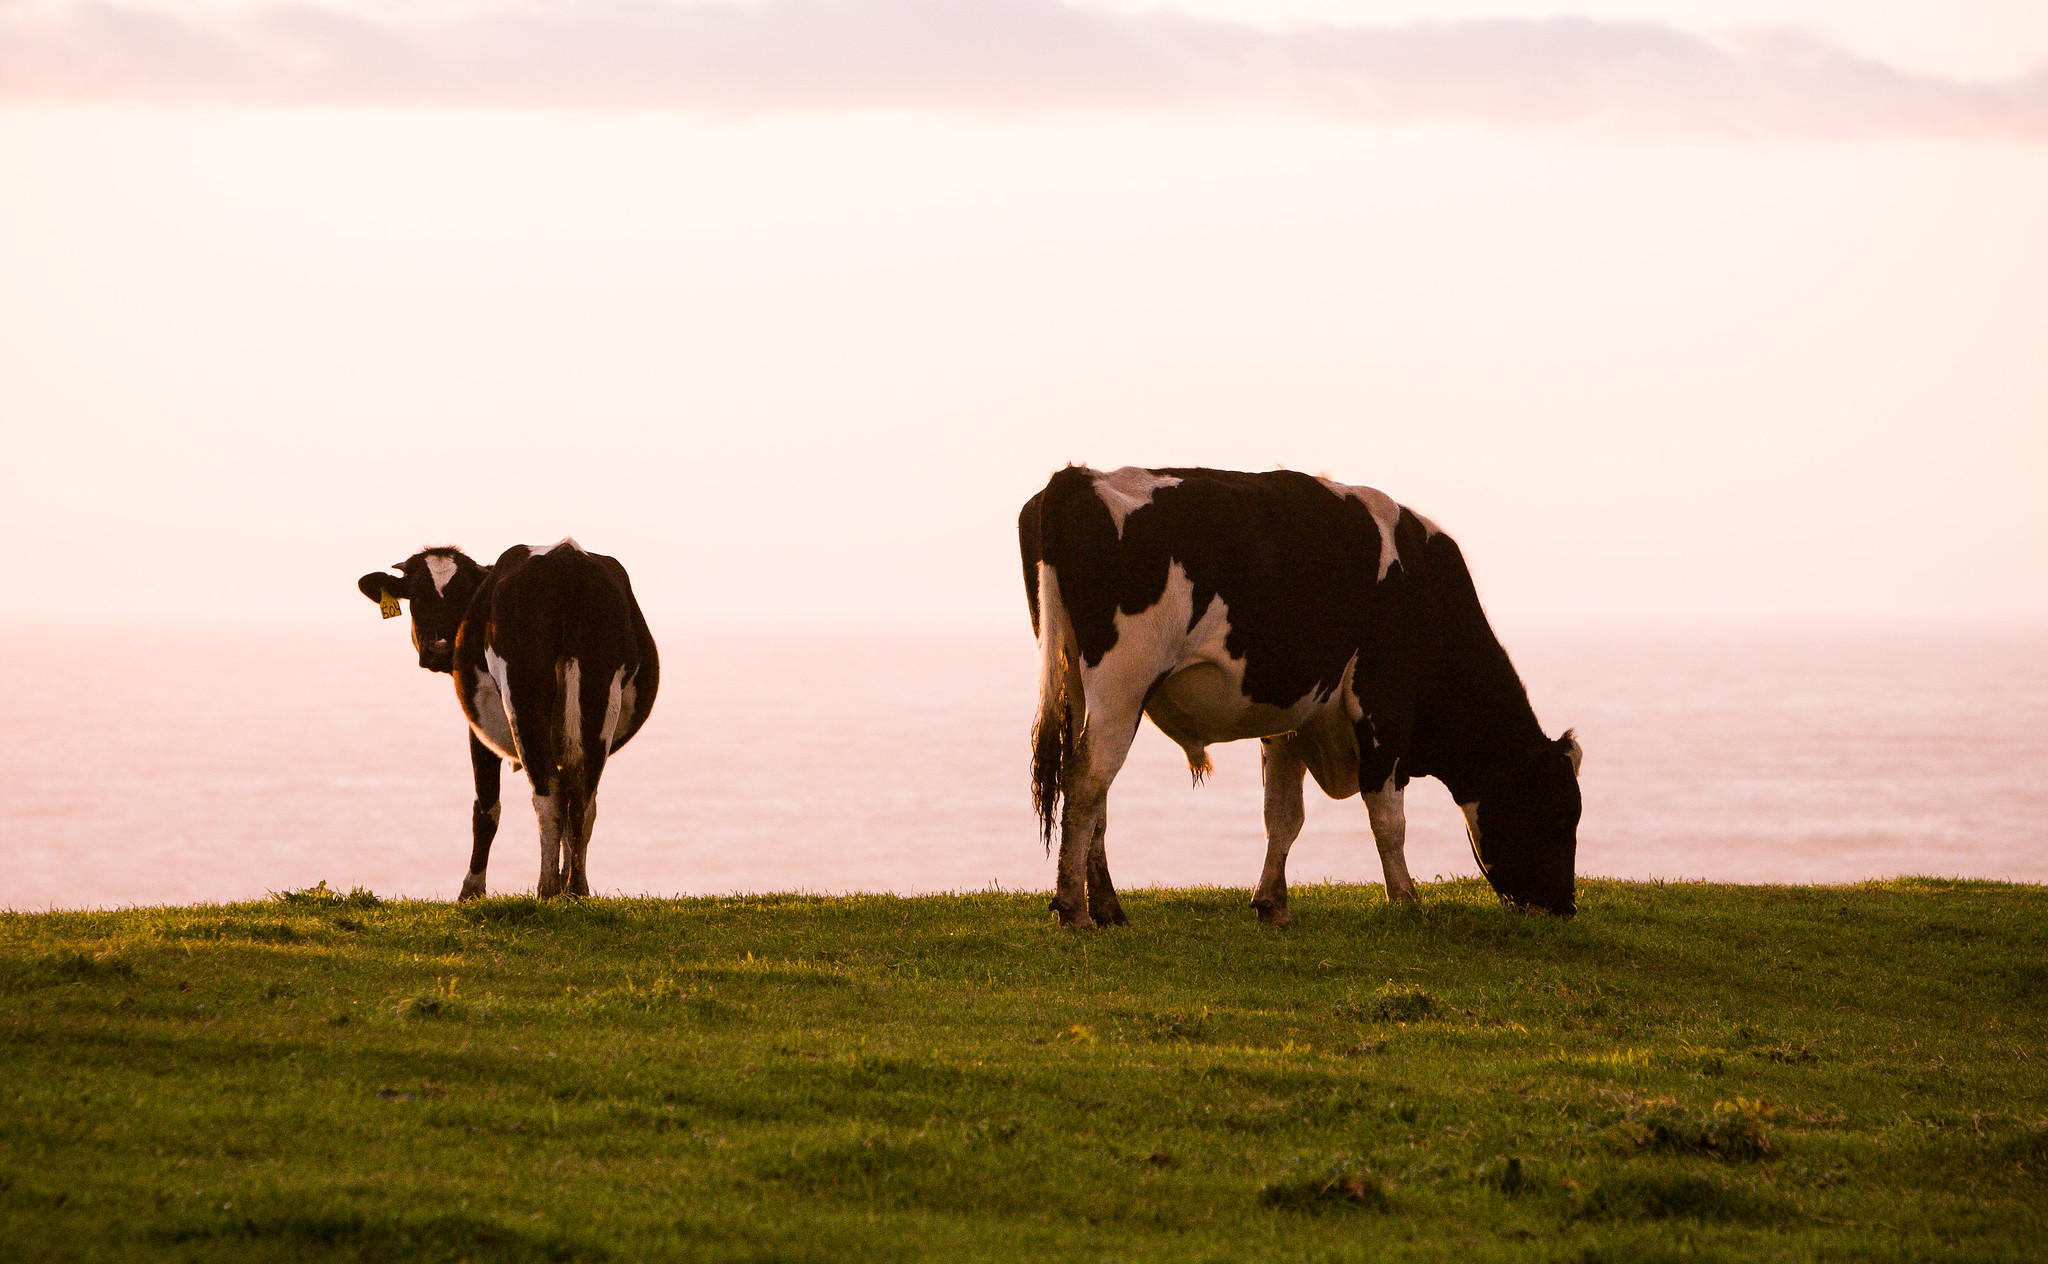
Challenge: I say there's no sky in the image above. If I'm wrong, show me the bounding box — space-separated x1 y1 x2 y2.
3 0 2045 629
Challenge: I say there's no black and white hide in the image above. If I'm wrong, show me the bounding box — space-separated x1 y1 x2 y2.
1019 466 1581 929
358 539 659 899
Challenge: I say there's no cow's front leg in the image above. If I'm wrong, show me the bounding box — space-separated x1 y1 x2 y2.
1364 768 1417 903
459 733 502 901
1084 811 1129 927
1252 735 1307 926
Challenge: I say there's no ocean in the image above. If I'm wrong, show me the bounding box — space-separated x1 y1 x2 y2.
4 621 2043 910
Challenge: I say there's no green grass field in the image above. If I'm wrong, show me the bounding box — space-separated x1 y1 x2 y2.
3 878 2043 1262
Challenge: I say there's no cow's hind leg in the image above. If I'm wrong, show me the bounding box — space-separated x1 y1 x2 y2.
1052 705 1141 930
1364 770 1417 903
459 733 503 901
560 664 613 900
500 648 574 898
1084 810 1129 927
533 780 568 898
565 795 596 897
1253 735 1307 926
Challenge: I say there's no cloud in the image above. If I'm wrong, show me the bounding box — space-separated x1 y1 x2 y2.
3 0 2044 136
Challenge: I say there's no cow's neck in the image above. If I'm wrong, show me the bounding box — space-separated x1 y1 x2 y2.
1407 542 1547 803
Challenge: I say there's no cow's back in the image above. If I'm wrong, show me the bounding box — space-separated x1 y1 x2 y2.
455 541 659 773
1029 466 1416 711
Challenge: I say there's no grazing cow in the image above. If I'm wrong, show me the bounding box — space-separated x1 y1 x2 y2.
1020 466 1581 929
357 540 659 899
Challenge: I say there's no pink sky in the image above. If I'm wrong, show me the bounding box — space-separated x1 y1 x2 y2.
3 1 2044 628
5 0 2046 137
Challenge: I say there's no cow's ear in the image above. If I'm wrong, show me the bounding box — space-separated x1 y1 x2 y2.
1559 730 1583 777
357 572 406 619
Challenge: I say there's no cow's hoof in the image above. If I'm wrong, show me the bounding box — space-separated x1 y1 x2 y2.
1090 901 1131 927
457 873 487 902
1048 897 1096 930
1251 898 1293 927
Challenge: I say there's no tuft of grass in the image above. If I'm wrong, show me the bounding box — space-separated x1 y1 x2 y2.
1258 1159 1392 1213
685 995 747 1023
395 976 466 1020
159 917 306 943
765 1131 950 1196
1148 1007 1210 1042
1656 1043 1731 1075
1336 981 1436 1023
1753 1042 1822 1064
460 895 551 925
271 880 382 909
595 974 692 1011
1481 1155 1550 1196
1612 1097 1776 1161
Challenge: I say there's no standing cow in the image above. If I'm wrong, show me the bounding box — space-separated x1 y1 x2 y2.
357 539 659 899
1020 466 1581 928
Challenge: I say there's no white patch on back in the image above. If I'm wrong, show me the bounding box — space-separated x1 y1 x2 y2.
1091 467 1182 538
528 536 581 558
424 553 459 595
1314 477 1405 581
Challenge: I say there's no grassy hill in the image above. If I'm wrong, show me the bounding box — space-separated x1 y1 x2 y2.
3 878 2043 1262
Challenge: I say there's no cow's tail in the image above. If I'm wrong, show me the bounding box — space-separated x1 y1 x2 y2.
556 757 590 881
1031 559 1081 855
546 623 616 895
549 654 592 890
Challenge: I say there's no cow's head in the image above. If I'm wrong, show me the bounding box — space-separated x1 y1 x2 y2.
357 547 487 674
1464 731 1582 917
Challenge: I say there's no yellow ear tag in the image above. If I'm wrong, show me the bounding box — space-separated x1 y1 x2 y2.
379 592 402 619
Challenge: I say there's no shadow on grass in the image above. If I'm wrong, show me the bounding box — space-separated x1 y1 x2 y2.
0 948 137 991
758 1125 1064 1217
149 1208 607 1262
1575 1171 1791 1224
